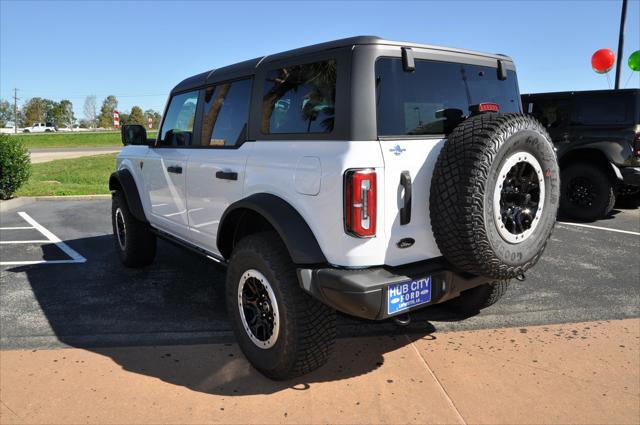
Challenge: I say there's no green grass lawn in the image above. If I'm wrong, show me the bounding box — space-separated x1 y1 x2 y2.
12 131 157 149
16 153 116 196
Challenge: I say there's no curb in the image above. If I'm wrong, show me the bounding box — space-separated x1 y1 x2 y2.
0 195 111 212
0 197 35 212
33 195 111 201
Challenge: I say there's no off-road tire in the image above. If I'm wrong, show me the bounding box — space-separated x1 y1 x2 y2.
111 190 156 267
430 113 559 279
226 232 336 380
560 162 616 221
446 281 509 313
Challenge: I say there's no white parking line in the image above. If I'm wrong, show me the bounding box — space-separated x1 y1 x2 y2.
0 212 87 266
557 221 640 236
0 260 83 266
0 240 50 244
0 226 34 230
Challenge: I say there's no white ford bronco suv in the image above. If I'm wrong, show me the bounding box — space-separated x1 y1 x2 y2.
110 36 559 379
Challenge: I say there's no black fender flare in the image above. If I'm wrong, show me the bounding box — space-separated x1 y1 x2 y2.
217 193 327 265
109 169 147 223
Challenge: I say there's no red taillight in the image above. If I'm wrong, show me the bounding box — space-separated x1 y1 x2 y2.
344 169 377 237
469 103 500 114
634 125 640 158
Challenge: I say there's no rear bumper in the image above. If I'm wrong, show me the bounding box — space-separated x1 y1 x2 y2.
297 258 491 320
620 166 640 187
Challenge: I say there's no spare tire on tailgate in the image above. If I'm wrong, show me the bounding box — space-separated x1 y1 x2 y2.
430 113 559 279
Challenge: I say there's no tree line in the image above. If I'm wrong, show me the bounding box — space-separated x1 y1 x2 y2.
0 95 162 129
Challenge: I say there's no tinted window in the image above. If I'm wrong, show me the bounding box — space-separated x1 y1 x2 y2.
529 99 570 129
159 91 198 146
571 96 630 125
261 59 336 134
376 58 520 136
200 79 251 147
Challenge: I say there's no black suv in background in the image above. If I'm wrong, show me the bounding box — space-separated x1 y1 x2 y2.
522 89 639 221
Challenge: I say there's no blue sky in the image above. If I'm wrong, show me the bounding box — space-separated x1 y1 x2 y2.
1 0 638 120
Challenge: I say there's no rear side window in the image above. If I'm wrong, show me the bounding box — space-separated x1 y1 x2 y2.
261 59 336 134
376 58 520 136
159 91 199 146
200 78 252 147
571 96 631 125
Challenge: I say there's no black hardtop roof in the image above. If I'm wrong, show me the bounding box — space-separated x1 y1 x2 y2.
171 35 514 94
522 88 639 98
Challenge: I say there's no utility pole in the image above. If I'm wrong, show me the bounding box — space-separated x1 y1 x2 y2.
614 0 628 90
12 88 19 134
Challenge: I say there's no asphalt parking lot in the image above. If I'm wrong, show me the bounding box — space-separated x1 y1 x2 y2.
1 198 638 352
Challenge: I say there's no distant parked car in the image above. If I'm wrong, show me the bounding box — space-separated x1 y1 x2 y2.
23 122 57 133
522 89 640 221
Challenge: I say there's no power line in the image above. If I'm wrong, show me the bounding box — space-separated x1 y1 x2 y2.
14 91 168 99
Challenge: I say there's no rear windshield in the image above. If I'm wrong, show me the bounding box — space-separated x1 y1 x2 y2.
376 57 520 136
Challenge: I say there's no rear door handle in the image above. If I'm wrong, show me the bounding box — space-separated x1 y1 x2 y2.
400 171 412 225
167 165 182 174
216 171 238 181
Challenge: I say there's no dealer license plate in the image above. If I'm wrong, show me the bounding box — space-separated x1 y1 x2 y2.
387 276 432 315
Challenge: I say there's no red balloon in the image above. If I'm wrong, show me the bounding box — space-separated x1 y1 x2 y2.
591 48 615 74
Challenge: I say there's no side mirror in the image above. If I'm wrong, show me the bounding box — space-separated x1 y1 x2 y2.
121 124 148 146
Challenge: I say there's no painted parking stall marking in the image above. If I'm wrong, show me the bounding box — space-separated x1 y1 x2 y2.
557 221 640 236
0 211 86 266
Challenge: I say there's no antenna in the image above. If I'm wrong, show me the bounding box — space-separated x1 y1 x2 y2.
12 88 19 134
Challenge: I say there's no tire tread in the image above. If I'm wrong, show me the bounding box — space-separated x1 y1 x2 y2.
430 113 556 279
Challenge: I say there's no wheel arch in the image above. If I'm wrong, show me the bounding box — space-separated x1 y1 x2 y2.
559 148 619 182
218 193 327 265
109 168 147 223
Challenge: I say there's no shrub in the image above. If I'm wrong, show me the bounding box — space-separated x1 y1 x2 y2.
0 134 31 200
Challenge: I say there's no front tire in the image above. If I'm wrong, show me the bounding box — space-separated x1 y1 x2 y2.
111 190 156 267
560 162 616 221
226 232 336 380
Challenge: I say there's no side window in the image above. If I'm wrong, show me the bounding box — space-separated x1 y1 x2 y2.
200 79 252 147
158 91 199 147
530 99 570 129
261 59 336 134
570 96 629 125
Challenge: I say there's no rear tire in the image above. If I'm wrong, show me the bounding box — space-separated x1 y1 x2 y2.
446 281 509 313
560 162 616 221
111 190 156 267
226 232 336 380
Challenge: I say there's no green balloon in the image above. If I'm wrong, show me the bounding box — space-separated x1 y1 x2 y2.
629 50 640 72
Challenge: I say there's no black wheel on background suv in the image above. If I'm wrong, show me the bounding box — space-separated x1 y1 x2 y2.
560 162 616 221
226 231 336 380
111 190 156 267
